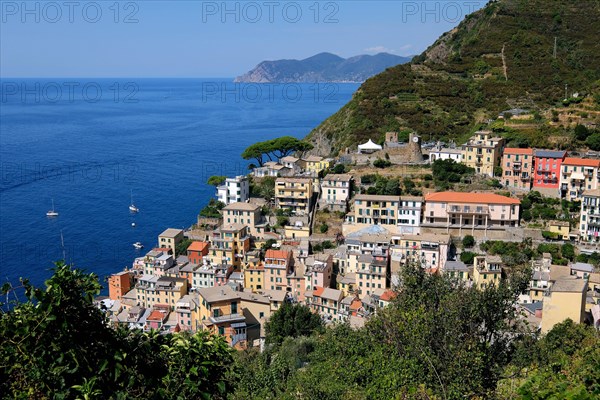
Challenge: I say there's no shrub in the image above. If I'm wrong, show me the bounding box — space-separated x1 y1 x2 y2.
319 223 329 234
373 158 392 168
462 235 476 248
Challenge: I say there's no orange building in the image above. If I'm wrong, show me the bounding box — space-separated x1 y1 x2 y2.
187 241 209 264
108 271 134 301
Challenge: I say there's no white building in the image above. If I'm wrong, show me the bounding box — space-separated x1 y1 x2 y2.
428 146 463 163
397 196 423 234
580 189 600 242
216 175 249 205
319 174 352 211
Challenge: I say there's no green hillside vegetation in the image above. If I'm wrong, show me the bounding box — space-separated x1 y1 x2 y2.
306 0 600 155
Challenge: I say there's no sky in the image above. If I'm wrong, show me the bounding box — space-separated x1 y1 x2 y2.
1 1 487 77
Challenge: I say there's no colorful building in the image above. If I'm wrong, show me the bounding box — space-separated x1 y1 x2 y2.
108 271 134 301
187 241 209 264
560 157 600 200
501 148 534 190
461 131 505 177
158 228 184 256
264 249 293 292
423 192 520 233
532 150 567 197
275 177 314 216
579 189 600 242
319 174 352 212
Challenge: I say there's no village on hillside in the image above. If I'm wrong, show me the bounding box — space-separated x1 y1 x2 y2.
99 118 600 349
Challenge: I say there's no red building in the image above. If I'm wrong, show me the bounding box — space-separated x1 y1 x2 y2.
187 241 209 264
532 150 567 197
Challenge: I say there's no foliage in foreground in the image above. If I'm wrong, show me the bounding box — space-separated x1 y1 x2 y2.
0 263 233 399
231 263 534 399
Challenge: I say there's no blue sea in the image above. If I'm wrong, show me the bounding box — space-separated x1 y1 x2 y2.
0 78 359 293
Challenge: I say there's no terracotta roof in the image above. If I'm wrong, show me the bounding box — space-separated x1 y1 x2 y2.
425 191 520 205
312 286 325 297
147 310 165 322
265 249 291 260
503 148 533 155
187 241 208 252
350 299 362 310
380 290 396 302
562 157 600 167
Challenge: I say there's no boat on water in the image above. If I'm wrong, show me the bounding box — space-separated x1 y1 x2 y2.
129 190 139 213
133 242 143 249
46 199 59 217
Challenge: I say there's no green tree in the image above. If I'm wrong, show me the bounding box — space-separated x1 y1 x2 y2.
574 124 591 141
207 175 227 186
462 235 476 248
460 251 477 264
0 263 233 399
585 133 600 151
561 242 575 261
175 238 192 256
265 303 324 345
319 223 329 233
332 164 346 174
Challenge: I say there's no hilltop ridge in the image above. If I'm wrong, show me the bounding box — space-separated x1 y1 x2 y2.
305 0 600 155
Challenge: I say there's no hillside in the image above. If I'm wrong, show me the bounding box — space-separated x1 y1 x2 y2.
234 52 412 83
306 0 600 156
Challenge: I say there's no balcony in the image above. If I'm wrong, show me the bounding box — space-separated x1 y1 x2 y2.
448 204 489 215
512 163 522 170
520 174 530 181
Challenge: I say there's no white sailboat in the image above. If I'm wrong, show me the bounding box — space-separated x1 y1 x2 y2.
129 190 139 213
46 199 59 217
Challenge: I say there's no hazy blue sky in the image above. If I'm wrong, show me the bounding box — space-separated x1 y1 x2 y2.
1 1 487 77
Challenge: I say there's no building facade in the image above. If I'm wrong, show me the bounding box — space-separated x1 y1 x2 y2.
501 148 534 190
461 131 505 177
580 189 600 242
560 158 600 201
217 175 250 205
275 177 313 216
319 174 352 211
423 192 520 233
532 150 567 197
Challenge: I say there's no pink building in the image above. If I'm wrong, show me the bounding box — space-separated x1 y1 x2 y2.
264 249 293 292
502 148 534 191
423 192 520 233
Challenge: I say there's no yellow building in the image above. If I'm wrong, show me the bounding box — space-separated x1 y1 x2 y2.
222 202 267 237
548 220 570 240
541 278 587 333
243 259 265 292
275 177 314 216
337 273 357 297
472 255 503 289
303 155 330 175
461 131 505 177
208 224 251 267
237 291 272 344
136 276 188 310
158 228 184 255
197 285 247 348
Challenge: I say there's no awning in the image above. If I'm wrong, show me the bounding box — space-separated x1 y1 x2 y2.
358 139 382 151
571 172 585 180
